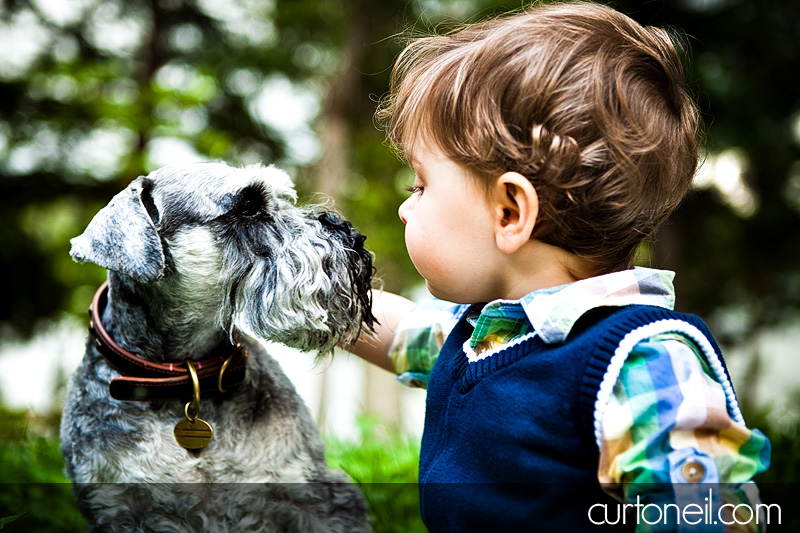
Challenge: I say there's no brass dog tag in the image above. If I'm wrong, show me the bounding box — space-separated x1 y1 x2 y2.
174 361 214 449
174 417 214 449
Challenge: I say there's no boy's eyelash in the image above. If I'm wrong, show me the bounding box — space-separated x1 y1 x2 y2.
405 186 423 195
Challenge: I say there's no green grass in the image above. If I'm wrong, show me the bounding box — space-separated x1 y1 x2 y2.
0 409 85 532
0 407 423 532
325 416 426 533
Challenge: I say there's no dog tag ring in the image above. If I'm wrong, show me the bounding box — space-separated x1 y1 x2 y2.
174 361 214 450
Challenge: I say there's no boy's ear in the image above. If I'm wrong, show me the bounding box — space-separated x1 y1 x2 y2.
492 172 538 254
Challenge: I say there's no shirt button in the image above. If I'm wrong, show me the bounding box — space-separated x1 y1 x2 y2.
681 461 706 483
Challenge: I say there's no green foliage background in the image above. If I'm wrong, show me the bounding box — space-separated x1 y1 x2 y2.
2 0 799 338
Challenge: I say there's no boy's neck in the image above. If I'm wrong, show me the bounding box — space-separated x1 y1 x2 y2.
494 239 593 301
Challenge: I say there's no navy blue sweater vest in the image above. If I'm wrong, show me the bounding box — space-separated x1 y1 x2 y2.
418 305 725 532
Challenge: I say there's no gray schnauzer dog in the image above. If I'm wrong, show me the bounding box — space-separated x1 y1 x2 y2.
61 162 375 532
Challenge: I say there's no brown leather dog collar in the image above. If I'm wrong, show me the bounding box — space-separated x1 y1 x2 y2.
89 281 247 402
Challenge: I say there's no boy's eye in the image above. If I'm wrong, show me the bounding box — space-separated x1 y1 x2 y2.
405 185 424 196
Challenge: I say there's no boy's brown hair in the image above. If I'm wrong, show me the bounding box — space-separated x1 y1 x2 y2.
377 1 701 274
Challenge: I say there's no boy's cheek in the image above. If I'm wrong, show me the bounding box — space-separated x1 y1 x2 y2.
404 228 444 278
403 229 427 271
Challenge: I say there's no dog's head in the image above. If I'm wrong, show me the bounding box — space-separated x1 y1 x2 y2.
71 162 376 353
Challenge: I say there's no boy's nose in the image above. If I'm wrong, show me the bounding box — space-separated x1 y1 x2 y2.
398 196 413 224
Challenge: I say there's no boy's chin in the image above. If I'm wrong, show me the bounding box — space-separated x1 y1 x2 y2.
425 281 477 305
424 281 450 302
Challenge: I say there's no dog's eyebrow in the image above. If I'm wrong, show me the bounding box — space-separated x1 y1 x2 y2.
231 184 272 219
240 181 269 196
232 184 266 202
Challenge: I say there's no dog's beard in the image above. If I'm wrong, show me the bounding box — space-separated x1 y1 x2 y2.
220 212 375 354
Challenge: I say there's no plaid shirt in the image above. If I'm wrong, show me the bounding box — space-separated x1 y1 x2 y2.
389 268 770 532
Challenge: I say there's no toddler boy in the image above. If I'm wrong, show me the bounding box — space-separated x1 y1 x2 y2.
346 2 771 531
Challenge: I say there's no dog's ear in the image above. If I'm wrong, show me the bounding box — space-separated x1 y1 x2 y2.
70 177 165 283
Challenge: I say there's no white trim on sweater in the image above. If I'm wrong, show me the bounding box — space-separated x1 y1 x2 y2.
593 318 744 449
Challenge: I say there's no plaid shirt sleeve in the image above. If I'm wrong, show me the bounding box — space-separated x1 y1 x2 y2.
598 333 771 532
387 298 468 389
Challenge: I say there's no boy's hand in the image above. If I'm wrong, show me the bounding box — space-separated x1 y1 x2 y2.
341 290 414 372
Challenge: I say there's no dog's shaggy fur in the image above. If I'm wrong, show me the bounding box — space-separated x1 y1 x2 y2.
61 162 374 532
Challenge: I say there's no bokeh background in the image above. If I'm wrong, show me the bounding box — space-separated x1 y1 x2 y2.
1 0 799 528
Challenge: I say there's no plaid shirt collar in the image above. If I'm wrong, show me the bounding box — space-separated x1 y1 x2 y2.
468 267 676 354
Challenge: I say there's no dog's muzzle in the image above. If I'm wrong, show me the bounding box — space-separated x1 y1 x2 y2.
316 211 377 334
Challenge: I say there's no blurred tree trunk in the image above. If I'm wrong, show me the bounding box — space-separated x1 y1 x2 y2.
312 0 401 427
